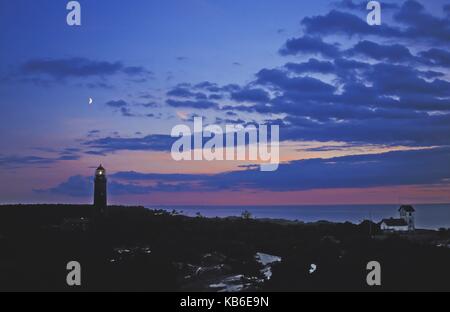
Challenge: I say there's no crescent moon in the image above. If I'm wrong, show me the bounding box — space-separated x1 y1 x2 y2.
89 97 93 105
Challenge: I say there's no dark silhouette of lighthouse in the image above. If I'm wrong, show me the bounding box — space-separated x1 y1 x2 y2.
94 164 107 218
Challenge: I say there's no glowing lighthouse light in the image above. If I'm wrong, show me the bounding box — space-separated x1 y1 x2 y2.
94 165 107 218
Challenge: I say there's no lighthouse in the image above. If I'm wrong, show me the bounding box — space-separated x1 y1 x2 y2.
94 164 108 218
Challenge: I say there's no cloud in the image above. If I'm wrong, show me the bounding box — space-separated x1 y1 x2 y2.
165 82 250 107
168 82 242 102
255 68 336 94
20 57 152 79
284 115 450 146
87 130 101 138
140 102 159 108
0 155 55 167
285 59 335 74
112 171 207 182
444 4 450 16
35 175 164 197
105 100 128 108
159 53 448 146
36 175 93 197
279 35 341 58
104 99 160 117
84 81 114 89
208 49 449 145
301 10 402 38
332 0 399 11
284 57 370 82
9 57 153 88
419 48 450 68
167 86 208 100
82 125 270 156
104 100 139 117
0 153 81 169
193 81 222 92
303 1 450 44
166 99 219 109
209 94 223 100
120 107 136 117
365 63 450 97
121 66 152 76
83 134 175 153
64 147 450 194
214 147 450 191
67 1 450 152
347 40 416 63
231 88 271 103
393 0 450 43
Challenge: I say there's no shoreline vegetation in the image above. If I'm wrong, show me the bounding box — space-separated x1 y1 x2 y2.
0 204 449 291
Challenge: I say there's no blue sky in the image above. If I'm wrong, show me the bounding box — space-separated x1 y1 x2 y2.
0 0 329 84
0 0 450 205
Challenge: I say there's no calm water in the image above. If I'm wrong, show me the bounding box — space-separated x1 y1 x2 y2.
152 204 450 230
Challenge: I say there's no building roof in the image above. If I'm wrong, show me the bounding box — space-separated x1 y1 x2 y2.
96 164 105 171
399 205 415 212
381 218 408 227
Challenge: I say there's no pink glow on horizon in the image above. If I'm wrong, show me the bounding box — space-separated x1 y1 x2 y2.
107 184 450 206
0 143 447 205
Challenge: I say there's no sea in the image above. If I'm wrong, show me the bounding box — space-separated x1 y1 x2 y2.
151 204 450 230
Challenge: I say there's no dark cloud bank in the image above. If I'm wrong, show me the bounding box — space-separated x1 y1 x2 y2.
40 147 450 196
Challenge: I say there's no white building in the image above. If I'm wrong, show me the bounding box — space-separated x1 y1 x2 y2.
380 205 416 232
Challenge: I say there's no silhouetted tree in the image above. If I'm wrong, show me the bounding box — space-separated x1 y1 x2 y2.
241 210 252 220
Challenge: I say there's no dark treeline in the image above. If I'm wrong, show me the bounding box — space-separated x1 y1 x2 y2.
0 204 449 291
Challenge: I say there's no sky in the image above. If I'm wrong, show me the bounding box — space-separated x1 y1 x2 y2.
0 0 450 206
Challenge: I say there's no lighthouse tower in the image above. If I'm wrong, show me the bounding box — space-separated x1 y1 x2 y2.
94 164 107 218
399 205 415 231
